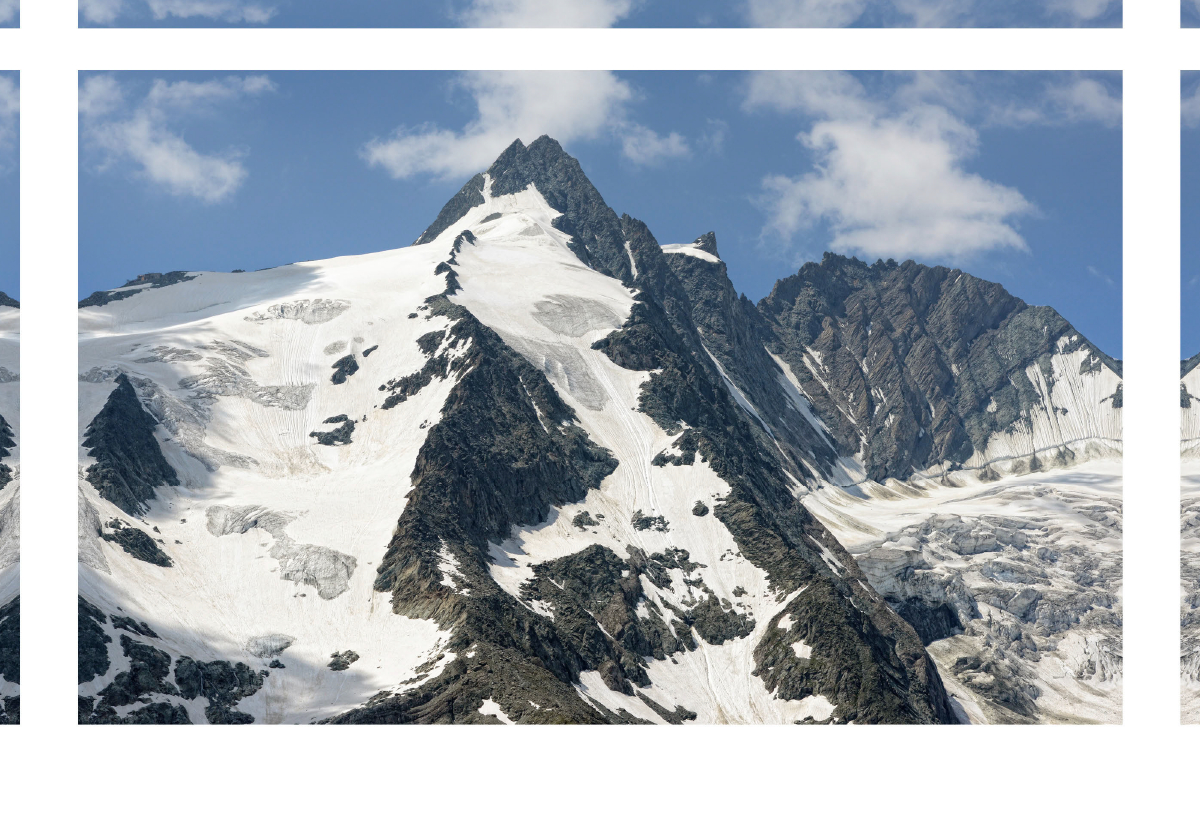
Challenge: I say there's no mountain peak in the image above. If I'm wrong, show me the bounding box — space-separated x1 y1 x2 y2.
418 135 634 285
692 232 719 259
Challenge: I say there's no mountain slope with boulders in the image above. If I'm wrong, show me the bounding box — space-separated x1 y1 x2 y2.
77 136 1119 724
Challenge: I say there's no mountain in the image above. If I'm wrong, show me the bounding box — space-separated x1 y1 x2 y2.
0 300 19 725
77 136 1120 724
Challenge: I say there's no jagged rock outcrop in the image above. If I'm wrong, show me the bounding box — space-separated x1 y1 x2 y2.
82 374 179 516
756 254 1121 482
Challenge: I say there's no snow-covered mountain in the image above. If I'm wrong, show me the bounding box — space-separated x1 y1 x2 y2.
77 136 1121 724
0 293 19 725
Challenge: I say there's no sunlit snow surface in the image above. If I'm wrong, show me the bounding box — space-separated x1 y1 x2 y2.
79 246 462 723
806 461 1122 724
0 306 17 709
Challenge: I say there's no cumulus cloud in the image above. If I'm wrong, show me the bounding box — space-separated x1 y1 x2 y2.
363 72 689 181
0 0 17 24
746 71 1035 261
0 76 17 173
80 0 274 24
80 74 274 203
458 0 634 26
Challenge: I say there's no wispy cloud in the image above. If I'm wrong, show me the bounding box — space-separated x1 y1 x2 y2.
363 71 689 181
80 74 274 203
80 0 274 24
1087 264 1115 288
457 0 634 26
745 71 1045 262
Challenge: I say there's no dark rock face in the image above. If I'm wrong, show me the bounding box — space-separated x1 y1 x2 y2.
661 237 840 485
0 595 17 686
0 291 17 308
0 412 16 491
99 518 173 567
82 374 179 516
79 610 266 724
330 355 360 385
756 254 1120 482
78 271 196 308
416 173 487 246
174 657 266 724
310 415 356 446
892 599 963 645
78 597 111 684
328 651 360 671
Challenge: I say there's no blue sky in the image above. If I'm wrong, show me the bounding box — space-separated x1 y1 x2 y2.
80 0 1120 28
1185 1 1200 26
0 73 15 299
1183 72 1200 357
79 71 1123 356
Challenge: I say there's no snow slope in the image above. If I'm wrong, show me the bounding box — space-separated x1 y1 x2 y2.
956 337 1121 477
79 250 464 723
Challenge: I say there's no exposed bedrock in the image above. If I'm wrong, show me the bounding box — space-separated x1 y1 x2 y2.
82 374 179 516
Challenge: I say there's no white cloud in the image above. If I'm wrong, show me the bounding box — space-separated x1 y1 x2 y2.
745 0 867 27
0 0 17 24
746 71 1034 262
620 124 690 165
80 74 274 203
80 0 274 24
363 72 687 180
458 0 633 26
0 75 17 173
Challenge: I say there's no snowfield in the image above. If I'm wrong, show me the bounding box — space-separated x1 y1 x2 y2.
79 248 465 723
